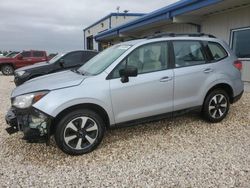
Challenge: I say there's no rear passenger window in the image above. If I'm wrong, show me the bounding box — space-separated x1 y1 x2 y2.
21 51 31 58
82 51 97 62
63 52 83 67
173 41 205 68
208 42 227 61
33 51 44 57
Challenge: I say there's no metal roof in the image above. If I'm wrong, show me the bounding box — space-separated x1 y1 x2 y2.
95 0 223 41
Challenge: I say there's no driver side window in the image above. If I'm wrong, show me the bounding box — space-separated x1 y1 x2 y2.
111 42 168 78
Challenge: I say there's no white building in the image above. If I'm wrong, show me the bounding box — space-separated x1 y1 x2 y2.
83 13 145 51
85 0 250 82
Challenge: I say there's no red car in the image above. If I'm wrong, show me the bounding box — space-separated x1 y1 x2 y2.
0 50 49 75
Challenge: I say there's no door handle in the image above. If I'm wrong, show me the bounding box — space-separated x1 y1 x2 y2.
203 68 213 73
160 76 172 82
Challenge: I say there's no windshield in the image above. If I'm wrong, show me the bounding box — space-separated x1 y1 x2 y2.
78 44 131 75
6 52 19 58
48 53 64 63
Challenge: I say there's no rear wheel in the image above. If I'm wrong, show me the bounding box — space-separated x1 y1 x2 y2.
202 89 230 123
55 109 105 155
1 65 14 75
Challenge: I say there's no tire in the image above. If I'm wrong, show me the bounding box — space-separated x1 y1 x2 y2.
1 65 14 75
202 89 230 123
55 109 105 155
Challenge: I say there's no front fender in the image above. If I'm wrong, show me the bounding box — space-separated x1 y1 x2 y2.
32 82 115 124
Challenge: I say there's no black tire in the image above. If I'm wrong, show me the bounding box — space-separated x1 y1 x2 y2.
1 65 14 75
55 109 105 155
202 89 230 123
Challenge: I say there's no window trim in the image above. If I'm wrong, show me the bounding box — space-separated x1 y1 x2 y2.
106 41 170 80
170 40 208 69
230 26 250 60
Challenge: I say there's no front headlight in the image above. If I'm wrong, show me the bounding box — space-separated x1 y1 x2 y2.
12 91 49 109
16 70 26 77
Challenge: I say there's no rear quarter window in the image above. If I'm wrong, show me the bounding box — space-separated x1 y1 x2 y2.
207 42 228 61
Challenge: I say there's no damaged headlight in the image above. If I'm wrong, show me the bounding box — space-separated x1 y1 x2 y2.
29 109 49 135
12 91 49 109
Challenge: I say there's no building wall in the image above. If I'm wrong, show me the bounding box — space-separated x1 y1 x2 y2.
159 23 198 33
202 6 250 82
110 15 142 28
85 18 110 50
85 15 142 51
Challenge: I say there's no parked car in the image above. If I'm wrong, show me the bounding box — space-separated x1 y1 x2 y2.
14 50 98 86
5 34 244 155
0 50 48 75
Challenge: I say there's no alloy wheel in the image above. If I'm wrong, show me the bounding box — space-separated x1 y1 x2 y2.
63 116 98 150
2 66 13 75
208 94 228 119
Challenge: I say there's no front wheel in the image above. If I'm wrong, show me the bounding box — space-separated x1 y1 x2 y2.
55 109 105 155
1 65 14 75
202 89 230 123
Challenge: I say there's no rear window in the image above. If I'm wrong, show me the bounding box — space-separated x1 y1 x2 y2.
208 42 227 61
33 51 44 57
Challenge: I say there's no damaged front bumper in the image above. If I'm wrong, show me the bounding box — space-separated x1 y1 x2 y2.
5 107 52 144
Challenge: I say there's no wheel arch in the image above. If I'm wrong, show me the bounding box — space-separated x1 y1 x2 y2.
204 83 234 104
51 103 110 134
0 63 15 69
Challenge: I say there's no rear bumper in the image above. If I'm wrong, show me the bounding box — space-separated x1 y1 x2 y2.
5 107 52 143
232 90 244 103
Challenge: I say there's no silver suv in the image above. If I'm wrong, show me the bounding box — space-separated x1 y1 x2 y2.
6 34 244 155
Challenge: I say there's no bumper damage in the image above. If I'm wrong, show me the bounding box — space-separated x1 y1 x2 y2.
5 107 52 145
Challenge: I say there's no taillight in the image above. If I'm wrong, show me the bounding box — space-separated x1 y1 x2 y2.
234 60 242 71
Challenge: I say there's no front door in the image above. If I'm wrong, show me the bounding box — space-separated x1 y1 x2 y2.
109 41 174 124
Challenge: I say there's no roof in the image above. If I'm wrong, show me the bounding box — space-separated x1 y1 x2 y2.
83 12 145 31
95 0 223 41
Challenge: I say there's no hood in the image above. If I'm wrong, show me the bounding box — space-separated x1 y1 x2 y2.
16 61 48 71
12 70 87 97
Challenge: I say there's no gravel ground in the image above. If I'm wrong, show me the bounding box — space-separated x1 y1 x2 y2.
0 75 249 187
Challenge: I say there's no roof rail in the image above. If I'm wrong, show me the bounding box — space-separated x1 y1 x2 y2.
147 32 216 39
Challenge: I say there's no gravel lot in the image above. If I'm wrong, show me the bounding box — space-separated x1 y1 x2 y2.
0 75 249 187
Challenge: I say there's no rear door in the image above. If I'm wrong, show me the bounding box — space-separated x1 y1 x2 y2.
32 51 47 63
172 40 217 111
109 41 174 124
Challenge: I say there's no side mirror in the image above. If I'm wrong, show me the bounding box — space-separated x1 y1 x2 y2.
17 55 23 60
119 65 138 83
59 58 64 67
